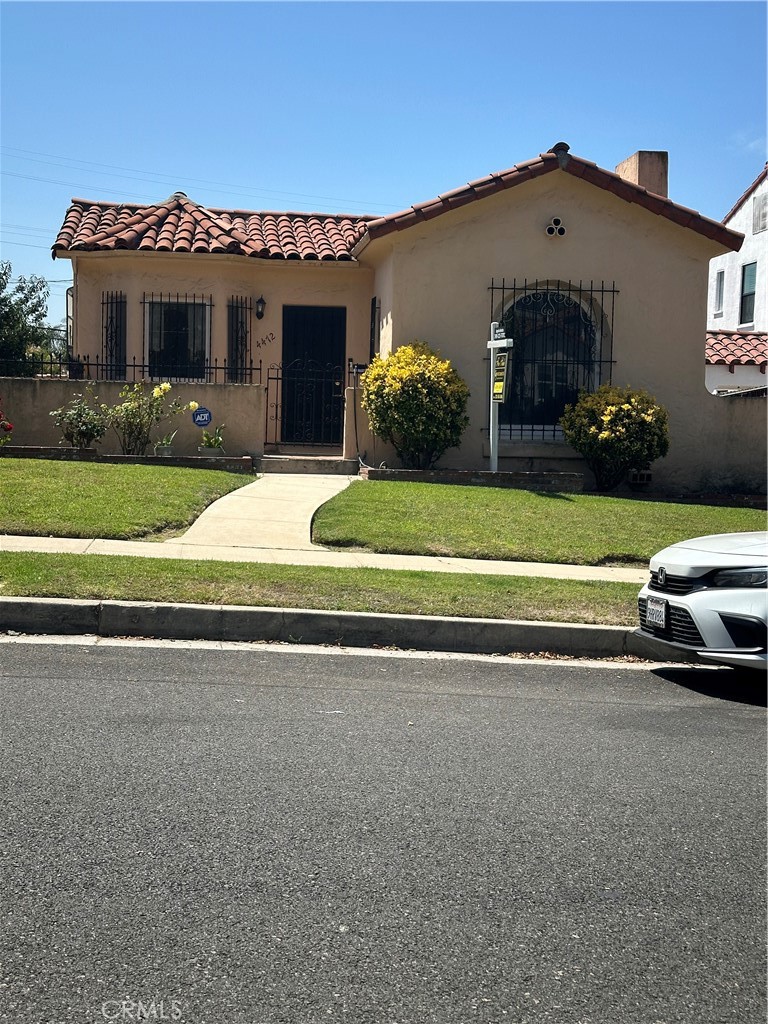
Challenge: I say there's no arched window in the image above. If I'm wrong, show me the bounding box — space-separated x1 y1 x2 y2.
493 280 615 440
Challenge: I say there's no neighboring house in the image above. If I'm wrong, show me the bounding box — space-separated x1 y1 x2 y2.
706 163 768 394
706 330 767 395
50 142 765 492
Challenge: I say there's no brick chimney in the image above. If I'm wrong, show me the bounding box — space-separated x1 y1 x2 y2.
614 150 668 197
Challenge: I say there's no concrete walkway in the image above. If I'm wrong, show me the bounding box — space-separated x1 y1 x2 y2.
0 474 647 584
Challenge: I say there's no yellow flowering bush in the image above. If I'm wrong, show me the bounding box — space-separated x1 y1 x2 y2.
360 342 470 469
103 381 198 456
560 384 669 491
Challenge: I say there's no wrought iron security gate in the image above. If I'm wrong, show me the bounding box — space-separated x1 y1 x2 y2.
489 278 617 440
266 359 345 446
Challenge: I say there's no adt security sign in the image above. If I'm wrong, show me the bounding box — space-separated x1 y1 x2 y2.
192 406 212 428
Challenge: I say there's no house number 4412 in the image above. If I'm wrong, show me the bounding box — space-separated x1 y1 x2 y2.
255 331 275 349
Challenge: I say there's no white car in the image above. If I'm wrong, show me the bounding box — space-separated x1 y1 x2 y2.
635 531 767 671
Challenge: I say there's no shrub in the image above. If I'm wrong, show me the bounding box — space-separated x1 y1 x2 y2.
103 381 198 456
360 342 470 470
49 384 107 449
560 384 669 491
0 395 13 446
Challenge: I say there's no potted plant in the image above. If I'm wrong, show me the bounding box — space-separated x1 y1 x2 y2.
198 424 226 455
153 429 178 457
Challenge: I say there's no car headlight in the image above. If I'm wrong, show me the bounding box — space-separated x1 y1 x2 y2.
712 567 768 588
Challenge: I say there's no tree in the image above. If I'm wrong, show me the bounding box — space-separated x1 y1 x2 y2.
360 342 470 469
0 260 50 374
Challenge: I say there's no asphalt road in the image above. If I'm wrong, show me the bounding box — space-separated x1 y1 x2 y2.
2 639 765 1024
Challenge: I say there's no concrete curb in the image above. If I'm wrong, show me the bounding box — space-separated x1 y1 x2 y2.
0 597 658 659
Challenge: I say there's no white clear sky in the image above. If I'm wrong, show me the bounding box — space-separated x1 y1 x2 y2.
1 0 766 324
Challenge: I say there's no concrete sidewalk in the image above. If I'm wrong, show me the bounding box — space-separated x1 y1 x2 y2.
0 473 647 584
0 473 660 659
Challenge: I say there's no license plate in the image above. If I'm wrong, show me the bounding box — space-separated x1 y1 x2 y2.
646 595 667 628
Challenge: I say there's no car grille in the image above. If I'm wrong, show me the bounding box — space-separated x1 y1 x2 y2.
638 597 705 646
648 571 702 595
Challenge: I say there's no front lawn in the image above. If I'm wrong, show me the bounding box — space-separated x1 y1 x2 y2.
313 481 766 565
0 459 256 539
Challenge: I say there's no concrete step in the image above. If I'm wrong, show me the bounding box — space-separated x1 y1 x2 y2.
256 454 359 475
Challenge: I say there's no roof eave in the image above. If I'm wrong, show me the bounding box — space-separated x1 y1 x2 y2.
352 147 744 253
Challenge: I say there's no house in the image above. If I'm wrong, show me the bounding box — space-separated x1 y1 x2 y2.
706 162 768 395
48 142 766 492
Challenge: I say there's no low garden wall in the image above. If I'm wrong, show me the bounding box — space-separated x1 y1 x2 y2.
360 467 584 492
0 447 256 473
0 377 267 457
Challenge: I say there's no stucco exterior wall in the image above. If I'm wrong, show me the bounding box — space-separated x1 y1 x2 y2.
698 394 767 493
707 174 766 334
706 363 766 393
364 172 754 491
67 251 374 377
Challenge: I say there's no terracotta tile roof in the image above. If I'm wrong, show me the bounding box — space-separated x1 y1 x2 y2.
722 162 768 224
706 330 768 368
52 192 372 261
353 142 743 255
52 143 744 263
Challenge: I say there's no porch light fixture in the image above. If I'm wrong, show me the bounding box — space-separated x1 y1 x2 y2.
255 295 266 319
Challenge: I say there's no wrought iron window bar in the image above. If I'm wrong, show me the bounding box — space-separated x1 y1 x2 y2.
227 295 253 384
141 292 212 381
101 291 127 380
488 278 617 441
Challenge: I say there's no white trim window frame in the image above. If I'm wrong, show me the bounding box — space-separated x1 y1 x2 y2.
713 269 725 317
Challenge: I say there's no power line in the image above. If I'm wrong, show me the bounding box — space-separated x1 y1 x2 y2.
1 223 58 235
1 146 401 213
8 279 72 284
2 171 162 205
0 238 54 250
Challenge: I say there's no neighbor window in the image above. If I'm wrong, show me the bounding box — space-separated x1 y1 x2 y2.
144 293 211 379
713 270 725 315
754 194 767 234
740 263 757 324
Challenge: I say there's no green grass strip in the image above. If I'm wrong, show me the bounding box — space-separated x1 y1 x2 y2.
0 552 640 626
313 481 766 565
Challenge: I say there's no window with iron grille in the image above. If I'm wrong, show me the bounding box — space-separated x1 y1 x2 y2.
227 296 252 382
101 291 126 379
66 287 74 354
489 279 616 441
369 296 380 362
740 263 757 325
143 293 212 380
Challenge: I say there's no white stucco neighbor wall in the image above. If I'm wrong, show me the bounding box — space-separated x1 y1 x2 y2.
707 170 767 334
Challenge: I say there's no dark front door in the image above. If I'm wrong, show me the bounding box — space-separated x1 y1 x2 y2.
281 305 346 445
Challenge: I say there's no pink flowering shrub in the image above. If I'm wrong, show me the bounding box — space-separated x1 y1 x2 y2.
0 395 13 446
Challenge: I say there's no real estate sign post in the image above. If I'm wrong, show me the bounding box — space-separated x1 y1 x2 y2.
487 323 512 473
